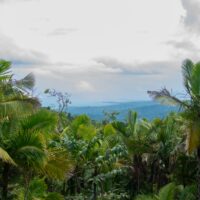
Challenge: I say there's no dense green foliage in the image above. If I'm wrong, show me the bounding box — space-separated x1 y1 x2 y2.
0 59 199 199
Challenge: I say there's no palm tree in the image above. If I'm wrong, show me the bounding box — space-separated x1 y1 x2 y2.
1 109 73 200
0 60 40 163
0 60 41 199
147 59 200 199
111 111 153 196
0 60 40 120
147 113 183 191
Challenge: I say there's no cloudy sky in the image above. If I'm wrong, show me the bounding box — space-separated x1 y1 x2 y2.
0 0 200 106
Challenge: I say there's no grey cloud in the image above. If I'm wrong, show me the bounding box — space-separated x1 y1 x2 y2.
93 57 173 75
0 34 48 66
181 0 200 33
165 39 200 62
166 40 199 51
47 28 78 36
0 0 38 3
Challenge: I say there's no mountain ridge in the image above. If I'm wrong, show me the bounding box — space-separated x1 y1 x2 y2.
68 101 178 121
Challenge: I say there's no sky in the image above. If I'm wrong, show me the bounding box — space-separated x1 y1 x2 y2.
0 0 200 106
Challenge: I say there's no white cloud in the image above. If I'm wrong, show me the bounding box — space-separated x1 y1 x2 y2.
76 81 95 92
0 0 199 105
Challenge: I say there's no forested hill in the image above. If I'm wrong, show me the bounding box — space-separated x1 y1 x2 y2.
68 101 178 121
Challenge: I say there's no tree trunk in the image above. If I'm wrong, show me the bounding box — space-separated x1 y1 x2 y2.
93 166 97 200
2 163 10 200
197 148 200 200
149 159 157 193
24 172 31 200
134 155 140 194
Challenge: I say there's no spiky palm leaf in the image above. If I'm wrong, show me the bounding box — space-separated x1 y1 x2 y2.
0 60 35 92
11 131 47 170
190 62 200 97
182 59 194 95
156 183 176 200
13 109 72 180
147 88 187 108
0 147 16 165
0 95 40 119
20 109 58 133
135 183 177 200
14 72 35 92
0 60 12 81
178 184 196 200
4 109 58 172
0 60 40 121
127 110 137 136
43 148 73 180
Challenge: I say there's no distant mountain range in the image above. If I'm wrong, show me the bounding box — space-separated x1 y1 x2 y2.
68 101 178 121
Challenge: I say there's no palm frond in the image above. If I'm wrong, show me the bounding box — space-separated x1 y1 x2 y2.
186 121 200 154
181 59 194 95
157 182 176 200
0 96 40 119
127 111 137 135
14 73 35 92
0 147 16 165
190 62 200 97
0 60 12 81
20 109 58 132
178 184 196 200
104 123 116 137
77 124 96 141
16 145 47 169
43 148 73 180
10 130 47 170
147 88 188 108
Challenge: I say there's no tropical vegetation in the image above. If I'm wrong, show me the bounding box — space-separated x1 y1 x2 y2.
0 59 199 199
